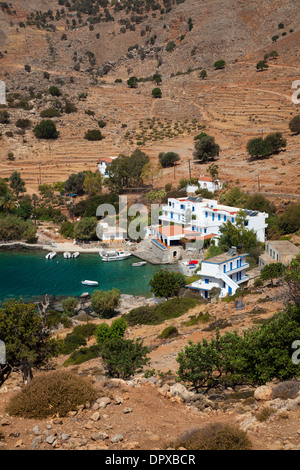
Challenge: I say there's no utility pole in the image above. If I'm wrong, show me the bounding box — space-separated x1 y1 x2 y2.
257 174 260 192
188 159 191 179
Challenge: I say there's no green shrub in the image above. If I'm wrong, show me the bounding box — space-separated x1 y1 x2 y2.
123 298 199 326
100 338 150 379
182 312 211 326
214 60 226 69
158 326 179 339
16 118 31 129
62 297 78 317
33 120 59 139
177 307 300 392
72 323 97 339
84 129 103 141
165 41 176 52
63 345 101 366
91 289 121 318
6 371 97 418
173 422 252 450
152 87 162 98
62 333 87 354
49 86 61 97
96 318 127 344
40 108 61 118
46 311 72 329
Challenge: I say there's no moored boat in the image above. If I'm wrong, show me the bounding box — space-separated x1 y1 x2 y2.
99 249 131 262
45 251 57 259
72 252 80 258
81 280 98 286
131 261 147 267
63 252 71 259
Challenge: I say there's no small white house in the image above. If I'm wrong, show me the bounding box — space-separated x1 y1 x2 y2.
186 175 222 195
198 174 222 192
187 249 249 299
97 157 117 177
97 222 127 241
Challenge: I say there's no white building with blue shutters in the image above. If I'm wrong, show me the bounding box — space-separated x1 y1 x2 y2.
186 249 250 299
159 196 268 243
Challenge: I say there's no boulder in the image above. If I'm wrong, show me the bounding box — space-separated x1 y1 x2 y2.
254 385 273 401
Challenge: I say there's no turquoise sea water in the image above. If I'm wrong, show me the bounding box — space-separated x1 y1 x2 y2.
0 250 164 301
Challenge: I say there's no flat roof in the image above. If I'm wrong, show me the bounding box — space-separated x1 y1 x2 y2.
203 252 249 264
267 240 300 255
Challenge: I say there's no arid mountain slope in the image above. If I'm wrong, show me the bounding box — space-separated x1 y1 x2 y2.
0 0 299 200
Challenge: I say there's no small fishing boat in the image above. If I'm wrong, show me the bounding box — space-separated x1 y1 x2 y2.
45 251 57 259
63 252 72 259
81 280 98 286
131 261 147 267
99 249 131 262
72 252 80 258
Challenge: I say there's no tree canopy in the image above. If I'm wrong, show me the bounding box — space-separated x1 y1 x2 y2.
193 133 220 163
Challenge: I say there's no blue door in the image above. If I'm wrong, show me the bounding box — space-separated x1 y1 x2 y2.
228 286 232 294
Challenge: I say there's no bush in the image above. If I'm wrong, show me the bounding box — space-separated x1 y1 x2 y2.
100 338 150 379
59 220 74 238
0 215 36 241
289 115 300 134
256 407 276 422
176 308 300 392
72 323 98 339
46 311 72 329
84 129 103 141
16 118 31 129
33 120 59 139
247 132 286 159
49 86 61 97
96 318 127 344
152 87 162 98
271 380 300 400
214 60 226 69
62 333 87 354
40 108 61 118
62 297 78 317
123 298 200 326
158 326 179 339
165 41 176 52
149 269 186 298
6 371 97 418
91 289 121 318
63 345 101 366
173 422 252 450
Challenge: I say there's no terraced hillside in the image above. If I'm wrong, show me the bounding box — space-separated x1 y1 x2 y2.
0 0 299 200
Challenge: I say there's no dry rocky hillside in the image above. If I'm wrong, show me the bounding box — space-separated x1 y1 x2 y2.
0 0 299 204
1 281 300 451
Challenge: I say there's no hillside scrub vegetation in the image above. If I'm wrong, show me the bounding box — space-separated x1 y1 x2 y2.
6 371 97 418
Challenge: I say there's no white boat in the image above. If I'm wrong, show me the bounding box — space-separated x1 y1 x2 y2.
72 252 80 258
63 252 72 259
132 261 147 267
99 249 131 262
81 280 98 286
45 251 57 259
